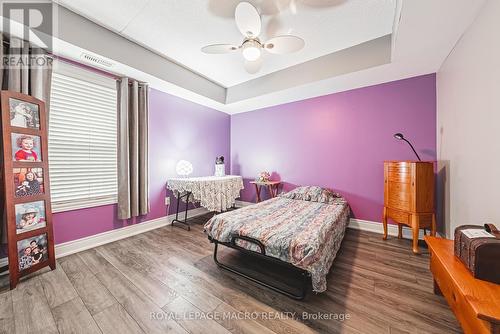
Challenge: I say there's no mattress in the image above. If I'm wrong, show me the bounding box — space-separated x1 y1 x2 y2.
204 195 350 292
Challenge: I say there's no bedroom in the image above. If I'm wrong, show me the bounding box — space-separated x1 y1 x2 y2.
0 0 499 333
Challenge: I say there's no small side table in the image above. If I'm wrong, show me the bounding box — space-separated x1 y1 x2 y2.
249 181 281 203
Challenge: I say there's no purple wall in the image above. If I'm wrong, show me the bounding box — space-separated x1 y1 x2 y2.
52 88 230 244
52 74 436 244
231 74 437 223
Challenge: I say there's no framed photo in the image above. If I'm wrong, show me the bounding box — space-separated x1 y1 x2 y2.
15 200 46 234
13 167 44 197
11 133 42 162
9 97 40 129
17 233 48 271
1 91 55 289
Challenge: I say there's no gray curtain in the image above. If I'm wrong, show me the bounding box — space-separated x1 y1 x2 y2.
0 35 53 105
117 78 149 220
0 35 53 244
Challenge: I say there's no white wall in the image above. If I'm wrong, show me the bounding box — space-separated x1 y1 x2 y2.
437 0 500 238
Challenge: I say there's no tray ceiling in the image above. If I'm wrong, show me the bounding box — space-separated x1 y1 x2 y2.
55 0 397 87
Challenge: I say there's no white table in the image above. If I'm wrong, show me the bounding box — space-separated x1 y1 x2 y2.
166 175 244 230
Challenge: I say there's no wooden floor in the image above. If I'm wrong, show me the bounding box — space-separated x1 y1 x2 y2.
0 213 462 334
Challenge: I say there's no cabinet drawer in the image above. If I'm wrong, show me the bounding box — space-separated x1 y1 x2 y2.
430 254 491 334
387 182 411 211
387 172 411 184
387 163 411 183
386 208 409 225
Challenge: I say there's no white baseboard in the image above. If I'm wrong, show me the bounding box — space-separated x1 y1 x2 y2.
0 207 209 267
348 218 434 240
55 207 209 258
235 200 438 240
1 202 439 268
235 200 255 207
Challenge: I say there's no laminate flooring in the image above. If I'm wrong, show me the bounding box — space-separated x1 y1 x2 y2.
0 213 461 334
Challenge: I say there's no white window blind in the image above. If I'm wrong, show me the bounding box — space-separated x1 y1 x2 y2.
49 61 118 212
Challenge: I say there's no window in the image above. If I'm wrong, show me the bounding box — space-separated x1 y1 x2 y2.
49 61 117 212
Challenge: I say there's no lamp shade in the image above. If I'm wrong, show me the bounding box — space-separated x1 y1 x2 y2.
176 160 193 176
393 133 404 140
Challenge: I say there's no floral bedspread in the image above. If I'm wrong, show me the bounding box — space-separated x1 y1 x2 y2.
204 196 350 292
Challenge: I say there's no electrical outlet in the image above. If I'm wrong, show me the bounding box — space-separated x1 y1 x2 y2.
165 197 170 206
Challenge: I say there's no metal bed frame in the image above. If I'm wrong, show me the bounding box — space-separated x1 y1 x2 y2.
208 234 310 300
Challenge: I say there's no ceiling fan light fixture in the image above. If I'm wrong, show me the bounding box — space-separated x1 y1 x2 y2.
200 2 303 74
242 40 261 61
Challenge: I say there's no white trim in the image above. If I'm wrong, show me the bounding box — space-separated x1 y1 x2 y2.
52 197 118 214
54 59 117 89
348 218 444 239
235 200 440 240
350 218 421 240
0 207 209 267
0 204 439 268
55 207 209 258
235 200 255 207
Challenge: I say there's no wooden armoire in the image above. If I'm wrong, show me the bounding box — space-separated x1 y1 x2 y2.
383 161 436 253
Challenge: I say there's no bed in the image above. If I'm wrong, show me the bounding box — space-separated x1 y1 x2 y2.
204 186 350 299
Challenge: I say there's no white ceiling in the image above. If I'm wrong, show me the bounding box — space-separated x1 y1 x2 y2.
54 0 397 87
49 0 486 114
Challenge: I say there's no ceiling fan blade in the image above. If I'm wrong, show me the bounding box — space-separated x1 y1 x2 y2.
244 57 263 74
235 2 261 38
201 44 239 54
264 35 305 54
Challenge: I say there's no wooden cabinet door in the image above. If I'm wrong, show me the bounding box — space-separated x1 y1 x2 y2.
385 161 412 212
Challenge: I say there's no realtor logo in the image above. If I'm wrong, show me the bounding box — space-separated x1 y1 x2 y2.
2 1 53 50
1 1 54 67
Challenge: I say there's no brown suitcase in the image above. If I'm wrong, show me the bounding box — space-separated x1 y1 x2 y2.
454 224 500 284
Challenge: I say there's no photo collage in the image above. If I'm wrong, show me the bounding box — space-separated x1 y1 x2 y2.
8 96 50 272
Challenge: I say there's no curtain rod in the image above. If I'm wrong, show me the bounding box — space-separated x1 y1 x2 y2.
56 56 119 80
56 55 149 85
57 56 147 85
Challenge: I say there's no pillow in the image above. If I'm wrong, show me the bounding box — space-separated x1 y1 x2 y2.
279 186 341 204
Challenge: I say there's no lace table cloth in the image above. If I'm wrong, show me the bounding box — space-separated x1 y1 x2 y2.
167 176 244 212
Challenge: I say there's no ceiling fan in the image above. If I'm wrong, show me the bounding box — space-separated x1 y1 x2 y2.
201 2 305 74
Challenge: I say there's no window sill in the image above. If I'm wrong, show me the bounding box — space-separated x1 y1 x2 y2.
51 196 118 213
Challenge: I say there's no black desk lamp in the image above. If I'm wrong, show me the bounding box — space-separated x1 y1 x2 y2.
393 133 421 161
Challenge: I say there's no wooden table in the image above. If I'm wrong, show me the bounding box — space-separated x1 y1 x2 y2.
249 181 281 203
425 236 500 334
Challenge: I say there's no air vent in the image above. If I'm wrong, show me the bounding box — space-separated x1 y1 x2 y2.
80 53 114 68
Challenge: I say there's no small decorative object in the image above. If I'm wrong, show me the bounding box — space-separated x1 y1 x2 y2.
214 156 225 177
454 224 500 284
176 160 193 177
393 133 421 161
256 171 271 183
